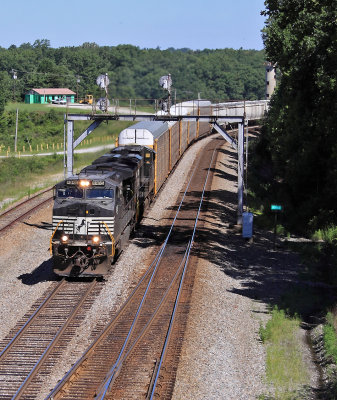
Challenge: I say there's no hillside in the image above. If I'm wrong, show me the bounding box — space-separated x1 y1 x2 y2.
0 42 265 114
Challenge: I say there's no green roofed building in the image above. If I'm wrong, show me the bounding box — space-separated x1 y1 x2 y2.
25 88 76 104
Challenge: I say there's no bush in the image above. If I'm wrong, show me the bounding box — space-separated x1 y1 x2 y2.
324 312 337 364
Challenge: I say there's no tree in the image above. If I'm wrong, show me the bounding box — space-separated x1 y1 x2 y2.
0 40 266 105
33 39 50 49
252 0 337 231
0 71 11 115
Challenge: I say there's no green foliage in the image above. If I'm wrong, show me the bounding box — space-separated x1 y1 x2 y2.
0 149 112 208
324 312 337 364
0 106 132 151
312 226 337 243
0 155 62 186
259 307 309 399
283 225 337 286
251 0 337 234
0 71 11 114
0 108 64 148
0 41 265 104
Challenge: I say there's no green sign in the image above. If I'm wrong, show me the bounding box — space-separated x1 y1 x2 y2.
271 204 282 211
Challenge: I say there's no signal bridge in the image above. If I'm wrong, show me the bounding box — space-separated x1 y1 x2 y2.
65 100 269 224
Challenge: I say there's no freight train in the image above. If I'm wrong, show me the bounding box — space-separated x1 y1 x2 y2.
50 101 211 277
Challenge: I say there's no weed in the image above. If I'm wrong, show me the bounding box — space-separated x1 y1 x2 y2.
312 226 337 244
324 312 337 364
259 307 309 399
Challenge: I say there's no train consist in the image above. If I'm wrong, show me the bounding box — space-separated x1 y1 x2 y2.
50 101 211 277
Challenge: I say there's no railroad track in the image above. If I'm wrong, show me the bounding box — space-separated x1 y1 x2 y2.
0 188 53 234
0 278 104 399
45 137 221 400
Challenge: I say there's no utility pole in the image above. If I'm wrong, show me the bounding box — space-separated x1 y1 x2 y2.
76 76 80 103
14 108 18 152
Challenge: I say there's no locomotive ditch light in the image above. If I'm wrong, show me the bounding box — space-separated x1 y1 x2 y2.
79 179 91 187
92 235 100 244
61 234 69 243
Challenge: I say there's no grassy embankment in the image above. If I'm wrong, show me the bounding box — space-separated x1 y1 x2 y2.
0 103 134 208
0 103 135 155
259 308 309 400
250 185 337 398
247 129 337 397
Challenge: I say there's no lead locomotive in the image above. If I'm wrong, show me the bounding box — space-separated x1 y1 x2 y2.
51 145 155 277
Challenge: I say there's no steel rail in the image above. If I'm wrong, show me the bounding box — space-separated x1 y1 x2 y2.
99 147 218 400
96 147 218 399
0 189 53 234
12 279 97 400
0 187 52 218
148 147 218 399
44 247 165 400
0 279 66 360
45 150 203 400
93 154 206 398
95 242 191 399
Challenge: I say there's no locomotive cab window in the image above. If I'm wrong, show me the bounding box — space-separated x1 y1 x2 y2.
57 187 83 198
86 189 114 199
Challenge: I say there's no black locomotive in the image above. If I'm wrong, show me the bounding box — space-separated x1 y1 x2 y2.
51 101 212 277
51 145 155 277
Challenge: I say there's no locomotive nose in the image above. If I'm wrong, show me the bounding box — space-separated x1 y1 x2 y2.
75 254 89 268
66 203 86 217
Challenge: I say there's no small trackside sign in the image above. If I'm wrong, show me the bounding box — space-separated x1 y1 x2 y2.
271 204 282 211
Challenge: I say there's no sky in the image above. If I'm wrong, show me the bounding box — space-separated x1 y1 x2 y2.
0 0 266 50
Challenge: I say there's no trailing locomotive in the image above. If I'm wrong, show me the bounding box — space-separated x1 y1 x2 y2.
51 145 155 277
50 100 212 277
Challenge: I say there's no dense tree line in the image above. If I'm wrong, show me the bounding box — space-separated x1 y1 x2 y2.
0 41 265 112
250 0 337 233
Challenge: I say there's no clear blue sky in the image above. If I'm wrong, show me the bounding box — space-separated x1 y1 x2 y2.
1 0 266 50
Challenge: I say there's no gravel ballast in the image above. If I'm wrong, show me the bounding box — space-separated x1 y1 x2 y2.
0 135 319 399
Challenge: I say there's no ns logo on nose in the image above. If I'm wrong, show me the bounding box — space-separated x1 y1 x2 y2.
76 219 86 232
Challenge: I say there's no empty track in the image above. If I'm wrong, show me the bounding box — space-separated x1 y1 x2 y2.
0 188 53 234
0 278 104 399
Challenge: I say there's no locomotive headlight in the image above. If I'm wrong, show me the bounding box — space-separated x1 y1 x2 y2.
92 235 100 244
61 234 69 243
79 179 91 187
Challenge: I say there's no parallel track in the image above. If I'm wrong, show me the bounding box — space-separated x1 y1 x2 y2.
0 278 104 399
0 188 53 234
46 137 222 400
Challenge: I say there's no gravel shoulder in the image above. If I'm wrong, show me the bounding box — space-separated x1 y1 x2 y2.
172 142 320 399
172 142 268 399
